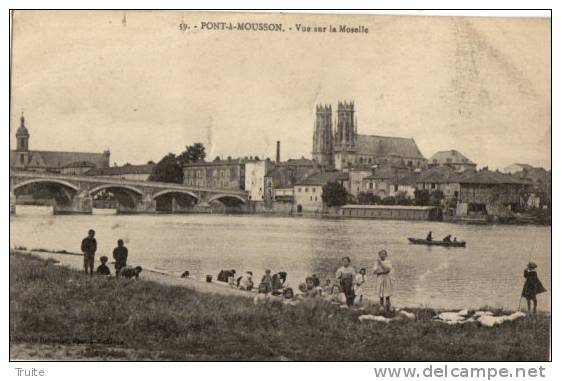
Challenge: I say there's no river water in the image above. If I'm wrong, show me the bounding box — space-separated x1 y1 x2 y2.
10 205 551 311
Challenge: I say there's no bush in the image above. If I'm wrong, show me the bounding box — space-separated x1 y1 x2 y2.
357 192 380 205
321 182 348 207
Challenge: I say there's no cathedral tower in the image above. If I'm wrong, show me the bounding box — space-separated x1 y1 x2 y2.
312 104 334 167
333 101 357 169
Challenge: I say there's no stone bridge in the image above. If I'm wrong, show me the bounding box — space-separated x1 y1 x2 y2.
10 171 249 215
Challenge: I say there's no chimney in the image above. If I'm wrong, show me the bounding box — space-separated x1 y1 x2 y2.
276 141 281 163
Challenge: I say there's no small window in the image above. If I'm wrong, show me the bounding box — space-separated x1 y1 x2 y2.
315 196 317 201
298 187 302 193
312 187 316 193
305 187 309 192
310 196 312 201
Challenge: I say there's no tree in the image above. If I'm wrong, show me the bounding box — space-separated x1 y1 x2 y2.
395 191 412 205
414 189 430 206
357 192 380 205
148 153 184 184
321 181 349 207
177 143 206 166
429 189 445 206
147 160 155 165
381 196 396 205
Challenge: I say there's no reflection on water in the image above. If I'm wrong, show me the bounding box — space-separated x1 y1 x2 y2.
10 205 551 311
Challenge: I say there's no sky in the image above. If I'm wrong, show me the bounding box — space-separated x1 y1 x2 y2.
10 11 551 169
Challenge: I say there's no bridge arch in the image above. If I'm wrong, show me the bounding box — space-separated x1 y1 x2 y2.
13 178 80 193
207 194 247 204
152 189 200 202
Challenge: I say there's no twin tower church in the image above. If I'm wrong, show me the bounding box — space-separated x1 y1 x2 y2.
312 101 427 170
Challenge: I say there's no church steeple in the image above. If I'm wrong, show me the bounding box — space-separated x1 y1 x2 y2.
16 112 30 152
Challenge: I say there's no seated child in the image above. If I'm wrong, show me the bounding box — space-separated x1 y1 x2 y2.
300 276 321 298
119 265 143 280
282 287 300 306
96 256 111 276
327 285 347 305
238 271 254 291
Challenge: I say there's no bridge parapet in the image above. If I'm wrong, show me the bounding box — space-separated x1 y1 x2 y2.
10 171 249 215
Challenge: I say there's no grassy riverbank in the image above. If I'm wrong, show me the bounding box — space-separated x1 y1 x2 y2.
10 251 550 361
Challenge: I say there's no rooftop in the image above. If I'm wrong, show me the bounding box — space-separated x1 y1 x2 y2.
355 134 425 159
429 149 475 165
295 170 348 186
85 163 154 176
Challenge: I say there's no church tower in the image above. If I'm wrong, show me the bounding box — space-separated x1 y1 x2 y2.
312 104 334 167
15 113 30 167
333 101 356 169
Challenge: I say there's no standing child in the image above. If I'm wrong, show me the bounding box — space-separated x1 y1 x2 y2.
521 262 546 315
336 256 356 306
373 249 394 312
112 239 128 276
260 269 273 294
355 268 367 304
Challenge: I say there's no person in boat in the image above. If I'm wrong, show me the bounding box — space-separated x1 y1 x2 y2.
443 235 452 242
373 249 394 312
521 262 546 315
426 231 433 241
336 256 356 306
181 271 190 278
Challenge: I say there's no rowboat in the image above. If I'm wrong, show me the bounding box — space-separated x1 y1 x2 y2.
408 237 466 247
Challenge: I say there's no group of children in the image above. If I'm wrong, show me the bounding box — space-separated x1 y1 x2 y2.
81 230 143 280
243 249 396 311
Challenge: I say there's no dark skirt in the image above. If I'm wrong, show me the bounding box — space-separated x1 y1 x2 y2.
340 276 355 306
522 271 546 299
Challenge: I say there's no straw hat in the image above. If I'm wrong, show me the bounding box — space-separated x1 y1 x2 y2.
528 262 538 269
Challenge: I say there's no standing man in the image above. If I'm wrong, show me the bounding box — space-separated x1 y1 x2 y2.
81 229 97 276
112 239 128 276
